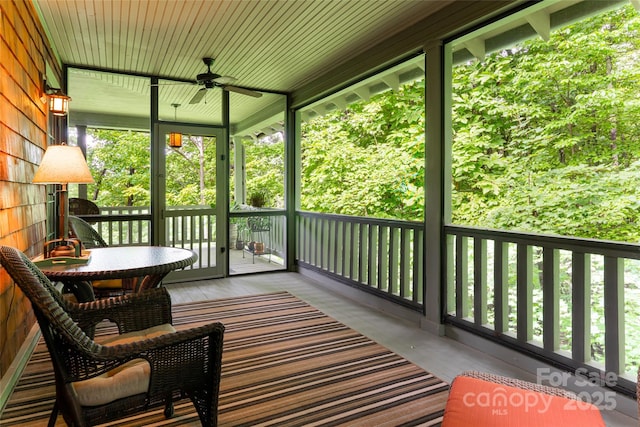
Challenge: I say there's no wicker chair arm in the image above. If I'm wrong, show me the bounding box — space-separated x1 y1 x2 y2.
97 322 225 358
68 287 172 334
62 322 225 383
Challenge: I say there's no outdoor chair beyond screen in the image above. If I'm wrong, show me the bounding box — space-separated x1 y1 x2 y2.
68 197 100 223
68 215 132 299
0 246 225 427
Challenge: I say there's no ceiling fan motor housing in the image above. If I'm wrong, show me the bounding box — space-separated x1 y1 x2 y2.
197 72 221 87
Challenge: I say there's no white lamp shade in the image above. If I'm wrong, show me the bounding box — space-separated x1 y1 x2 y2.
33 145 95 184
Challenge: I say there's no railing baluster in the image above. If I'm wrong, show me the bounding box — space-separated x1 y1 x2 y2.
400 227 410 299
474 237 487 326
336 218 343 276
378 226 388 291
358 224 370 283
572 252 590 363
446 234 455 314
455 235 468 319
543 247 559 351
517 243 533 342
367 224 378 286
319 217 325 269
353 224 366 283
340 220 346 276
604 256 624 376
494 240 508 333
327 219 334 273
310 216 317 266
389 226 398 296
414 228 423 304
349 222 356 279
302 215 308 263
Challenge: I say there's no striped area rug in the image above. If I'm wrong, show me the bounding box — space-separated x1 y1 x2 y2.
1 292 449 426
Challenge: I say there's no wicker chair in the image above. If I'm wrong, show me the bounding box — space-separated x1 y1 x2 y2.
68 215 107 249
68 215 133 299
0 246 225 427
68 198 100 224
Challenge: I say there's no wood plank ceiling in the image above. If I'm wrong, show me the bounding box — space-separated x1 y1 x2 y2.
34 0 455 133
37 0 451 91
34 1 611 136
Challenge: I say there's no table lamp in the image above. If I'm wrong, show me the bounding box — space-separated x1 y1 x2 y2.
33 144 95 257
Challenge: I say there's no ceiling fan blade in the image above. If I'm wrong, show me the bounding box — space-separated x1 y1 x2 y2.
189 88 207 104
213 75 236 85
223 85 263 98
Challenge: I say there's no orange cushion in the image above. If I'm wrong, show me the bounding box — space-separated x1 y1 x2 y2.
92 279 123 289
442 376 605 427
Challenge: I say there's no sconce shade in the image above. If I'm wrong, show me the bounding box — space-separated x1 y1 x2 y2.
48 92 71 116
169 132 182 148
33 145 95 184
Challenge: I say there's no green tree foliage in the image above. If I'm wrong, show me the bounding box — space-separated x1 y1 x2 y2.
451 5 640 242
244 133 285 208
300 81 425 220
165 135 217 207
86 129 150 207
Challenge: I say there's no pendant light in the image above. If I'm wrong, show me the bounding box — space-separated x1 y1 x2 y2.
169 103 182 148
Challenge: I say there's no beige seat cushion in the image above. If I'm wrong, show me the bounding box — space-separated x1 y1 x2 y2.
71 324 176 406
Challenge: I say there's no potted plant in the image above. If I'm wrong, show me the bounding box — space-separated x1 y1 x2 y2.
234 219 249 249
248 190 268 208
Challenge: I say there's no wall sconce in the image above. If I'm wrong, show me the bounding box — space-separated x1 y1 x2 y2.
169 103 182 147
48 90 71 116
43 82 71 116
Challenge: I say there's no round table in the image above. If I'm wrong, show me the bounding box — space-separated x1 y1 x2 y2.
38 246 198 301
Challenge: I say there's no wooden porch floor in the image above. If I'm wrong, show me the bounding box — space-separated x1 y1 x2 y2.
165 271 637 426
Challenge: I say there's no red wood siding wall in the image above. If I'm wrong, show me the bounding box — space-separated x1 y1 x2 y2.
0 0 61 378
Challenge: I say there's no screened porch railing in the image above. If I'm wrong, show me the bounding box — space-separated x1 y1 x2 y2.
93 206 151 246
78 207 637 395
296 211 424 311
79 206 286 264
445 224 638 395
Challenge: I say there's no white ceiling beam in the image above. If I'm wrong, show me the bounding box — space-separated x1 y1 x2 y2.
353 87 370 102
526 10 551 42
464 39 485 61
332 97 347 110
381 74 400 91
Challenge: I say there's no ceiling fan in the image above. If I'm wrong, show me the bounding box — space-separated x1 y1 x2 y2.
188 57 262 104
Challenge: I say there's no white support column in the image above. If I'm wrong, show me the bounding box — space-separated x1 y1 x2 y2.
423 40 445 335
76 125 88 200
233 136 246 206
